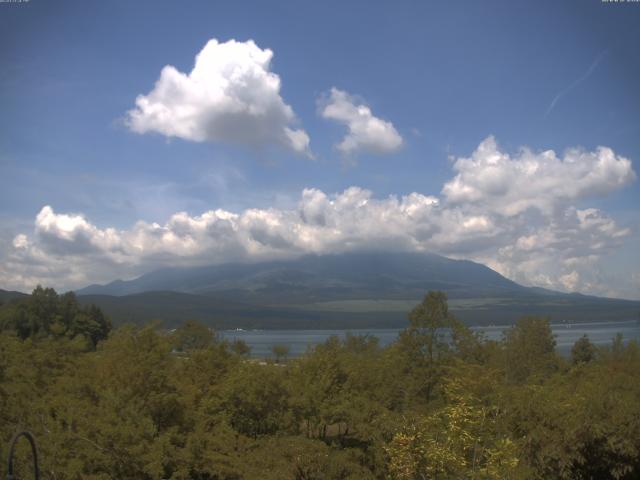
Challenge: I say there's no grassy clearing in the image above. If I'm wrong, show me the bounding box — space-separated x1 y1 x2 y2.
278 297 525 313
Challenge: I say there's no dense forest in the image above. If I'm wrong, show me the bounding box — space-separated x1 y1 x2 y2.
1 288 639 479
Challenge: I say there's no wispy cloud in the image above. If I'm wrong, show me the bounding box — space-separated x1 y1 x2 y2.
545 50 608 117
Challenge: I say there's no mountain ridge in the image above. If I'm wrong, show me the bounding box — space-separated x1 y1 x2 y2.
76 251 527 301
68 251 640 328
5 252 638 329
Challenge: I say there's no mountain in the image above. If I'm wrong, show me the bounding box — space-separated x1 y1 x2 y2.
0 289 29 304
74 252 640 329
76 251 525 301
76 290 411 330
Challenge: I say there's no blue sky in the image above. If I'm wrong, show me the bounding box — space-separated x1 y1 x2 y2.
1 0 639 298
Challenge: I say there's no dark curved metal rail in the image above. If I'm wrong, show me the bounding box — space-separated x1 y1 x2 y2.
6 431 39 480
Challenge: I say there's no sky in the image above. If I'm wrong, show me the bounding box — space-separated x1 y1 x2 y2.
1 0 639 299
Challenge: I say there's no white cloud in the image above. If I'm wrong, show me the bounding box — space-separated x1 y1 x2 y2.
484 206 632 296
320 88 403 156
12 234 29 249
126 39 311 156
443 136 636 216
1 137 636 298
559 271 581 291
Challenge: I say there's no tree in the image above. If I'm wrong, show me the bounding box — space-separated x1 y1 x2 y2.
230 338 251 356
222 364 291 438
396 291 463 402
571 334 597 365
0 287 111 347
503 316 559 383
171 319 214 351
272 344 290 364
385 376 519 479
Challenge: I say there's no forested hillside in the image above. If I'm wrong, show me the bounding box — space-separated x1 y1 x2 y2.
73 253 640 328
1 290 639 479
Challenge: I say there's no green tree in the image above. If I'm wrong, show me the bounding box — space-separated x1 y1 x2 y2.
503 316 559 383
272 343 290 363
290 336 350 440
0 287 111 347
222 363 292 438
230 338 251 356
386 375 519 479
571 334 597 365
171 319 215 351
396 291 463 403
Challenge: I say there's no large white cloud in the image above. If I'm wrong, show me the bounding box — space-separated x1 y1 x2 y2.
1 138 636 298
443 136 636 216
126 39 311 156
320 88 403 156
477 206 631 294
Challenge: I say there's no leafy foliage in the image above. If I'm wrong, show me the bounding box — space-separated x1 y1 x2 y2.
503 315 559 383
0 286 111 347
1 289 640 479
571 334 598 365
171 320 215 352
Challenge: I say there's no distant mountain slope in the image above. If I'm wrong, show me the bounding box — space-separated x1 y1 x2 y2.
72 252 640 329
76 291 407 329
0 289 29 303
75 289 640 330
76 251 527 303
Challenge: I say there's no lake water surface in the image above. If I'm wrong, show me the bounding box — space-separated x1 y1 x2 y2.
220 320 640 358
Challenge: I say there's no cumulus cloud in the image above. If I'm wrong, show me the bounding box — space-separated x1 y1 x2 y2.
1 137 636 298
481 206 631 294
320 88 403 156
443 136 636 216
126 39 311 156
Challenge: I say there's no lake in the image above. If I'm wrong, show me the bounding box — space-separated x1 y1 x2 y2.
220 320 640 358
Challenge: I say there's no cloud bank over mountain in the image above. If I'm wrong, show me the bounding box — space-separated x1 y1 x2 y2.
2 137 635 298
126 39 311 156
